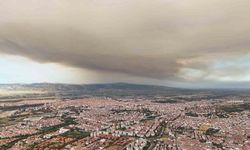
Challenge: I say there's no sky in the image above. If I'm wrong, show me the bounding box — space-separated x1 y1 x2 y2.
0 0 250 88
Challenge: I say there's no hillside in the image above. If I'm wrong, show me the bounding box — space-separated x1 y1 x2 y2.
0 83 249 101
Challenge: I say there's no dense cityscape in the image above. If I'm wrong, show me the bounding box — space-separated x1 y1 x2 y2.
0 87 249 150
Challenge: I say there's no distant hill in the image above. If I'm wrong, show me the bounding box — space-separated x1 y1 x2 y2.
0 83 250 100
0 82 178 92
0 83 188 99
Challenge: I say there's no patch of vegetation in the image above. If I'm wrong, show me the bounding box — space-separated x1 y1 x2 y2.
142 141 150 150
154 99 179 103
212 142 223 149
205 128 220 135
0 117 10 127
185 112 198 117
61 128 90 139
28 143 37 150
40 117 76 133
175 126 194 134
117 127 126 131
220 103 250 113
111 109 137 114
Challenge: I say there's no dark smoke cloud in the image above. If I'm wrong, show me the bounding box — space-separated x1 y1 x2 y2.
0 0 250 82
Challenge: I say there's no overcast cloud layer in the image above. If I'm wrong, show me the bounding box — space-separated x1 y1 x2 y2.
0 0 250 85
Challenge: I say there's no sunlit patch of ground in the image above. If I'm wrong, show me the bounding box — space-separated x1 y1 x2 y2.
0 111 16 118
0 90 46 96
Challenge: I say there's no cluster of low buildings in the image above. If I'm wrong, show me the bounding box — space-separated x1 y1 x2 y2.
0 97 249 150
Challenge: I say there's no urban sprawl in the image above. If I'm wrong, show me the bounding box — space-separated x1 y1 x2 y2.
0 97 249 150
